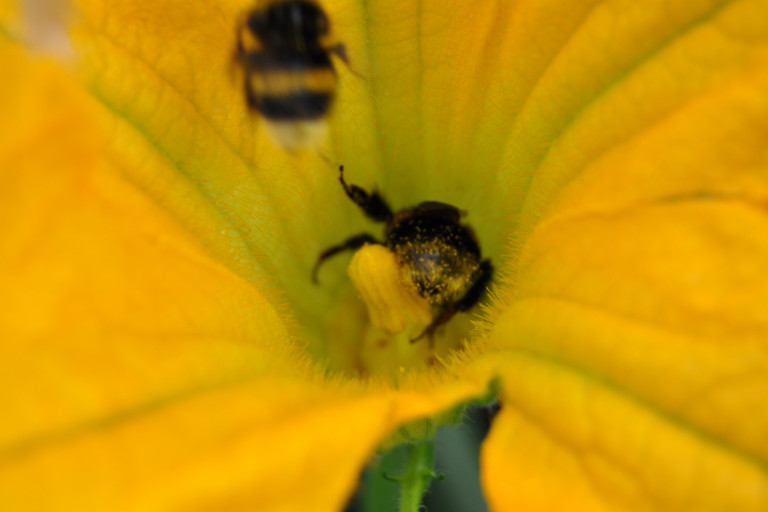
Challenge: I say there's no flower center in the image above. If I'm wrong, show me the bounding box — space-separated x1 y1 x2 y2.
322 254 476 380
281 158 505 382
299 192 492 380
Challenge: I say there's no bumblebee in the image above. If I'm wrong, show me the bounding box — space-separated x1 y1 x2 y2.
236 0 348 150
312 166 494 342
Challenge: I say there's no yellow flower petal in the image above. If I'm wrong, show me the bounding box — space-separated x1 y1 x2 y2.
0 41 489 510
13 0 767 508
482 355 768 511
478 0 768 508
0 40 296 444
483 203 768 510
1 376 478 511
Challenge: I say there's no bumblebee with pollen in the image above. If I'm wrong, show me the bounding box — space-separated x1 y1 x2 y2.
236 0 348 150
313 166 494 343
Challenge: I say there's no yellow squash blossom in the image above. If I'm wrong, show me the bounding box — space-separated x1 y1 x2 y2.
2 0 768 510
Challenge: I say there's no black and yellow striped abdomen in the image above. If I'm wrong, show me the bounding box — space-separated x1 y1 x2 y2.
245 58 337 121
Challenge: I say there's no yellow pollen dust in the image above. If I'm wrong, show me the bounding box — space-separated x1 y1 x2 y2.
347 244 432 336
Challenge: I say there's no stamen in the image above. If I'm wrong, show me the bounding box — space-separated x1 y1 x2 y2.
347 244 432 335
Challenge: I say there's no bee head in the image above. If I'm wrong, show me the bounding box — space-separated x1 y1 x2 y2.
248 1 330 50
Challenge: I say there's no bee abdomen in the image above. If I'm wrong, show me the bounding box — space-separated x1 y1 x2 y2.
247 67 336 120
254 91 333 120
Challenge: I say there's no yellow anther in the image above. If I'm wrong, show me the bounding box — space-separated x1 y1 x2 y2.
347 244 432 334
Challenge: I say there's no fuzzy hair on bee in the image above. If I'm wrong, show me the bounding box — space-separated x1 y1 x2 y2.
235 0 349 151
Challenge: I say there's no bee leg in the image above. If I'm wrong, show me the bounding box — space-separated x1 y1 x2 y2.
243 79 259 110
328 43 366 81
410 303 458 347
236 21 245 57
455 259 494 312
338 165 393 223
410 259 493 345
327 42 350 66
312 233 380 283
232 15 254 83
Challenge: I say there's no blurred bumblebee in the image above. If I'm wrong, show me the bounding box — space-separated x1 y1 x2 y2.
236 0 349 150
